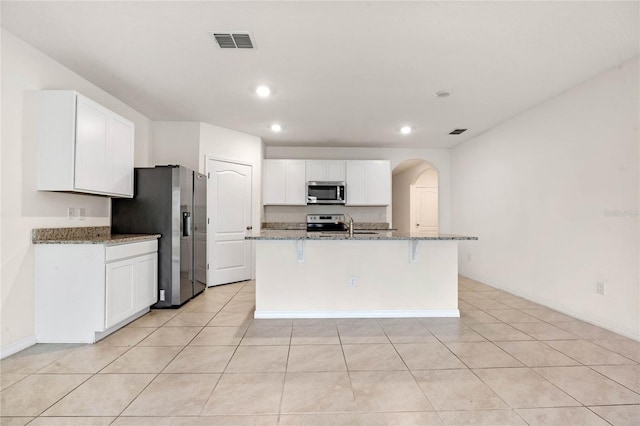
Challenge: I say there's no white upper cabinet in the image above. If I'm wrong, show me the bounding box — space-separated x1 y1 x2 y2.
306 160 346 182
263 159 306 205
346 160 391 206
37 90 134 197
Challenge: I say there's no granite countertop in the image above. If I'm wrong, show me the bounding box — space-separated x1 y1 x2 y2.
246 230 478 241
32 226 160 245
262 222 391 231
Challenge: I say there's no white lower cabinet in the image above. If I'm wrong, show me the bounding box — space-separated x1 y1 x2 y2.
105 252 157 329
35 239 158 343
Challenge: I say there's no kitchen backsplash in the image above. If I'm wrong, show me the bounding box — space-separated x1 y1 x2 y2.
263 205 388 223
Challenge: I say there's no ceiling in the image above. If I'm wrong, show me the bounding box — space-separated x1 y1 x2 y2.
2 1 638 148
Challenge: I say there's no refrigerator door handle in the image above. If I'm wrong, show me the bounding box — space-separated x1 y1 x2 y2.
182 212 192 237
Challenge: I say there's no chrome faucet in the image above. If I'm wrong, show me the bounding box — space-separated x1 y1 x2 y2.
336 214 354 237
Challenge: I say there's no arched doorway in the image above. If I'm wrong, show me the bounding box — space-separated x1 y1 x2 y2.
392 160 439 233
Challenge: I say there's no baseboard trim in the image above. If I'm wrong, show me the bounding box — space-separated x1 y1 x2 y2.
93 308 150 343
1 335 36 359
254 309 460 319
460 272 640 341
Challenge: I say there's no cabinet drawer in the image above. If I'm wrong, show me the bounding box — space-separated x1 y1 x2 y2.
105 239 158 262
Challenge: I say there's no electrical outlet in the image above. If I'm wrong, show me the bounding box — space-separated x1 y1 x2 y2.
159 289 166 301
67 207 76 220
596 281 606 295
348 276 357 287
78 208 86 220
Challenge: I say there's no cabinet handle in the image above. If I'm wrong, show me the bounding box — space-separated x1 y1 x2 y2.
246 226 253 230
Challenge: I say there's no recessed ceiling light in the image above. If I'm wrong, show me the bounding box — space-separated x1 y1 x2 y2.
256 85 271 97
435 90 451 98
270 123 282 132
400 126 412 135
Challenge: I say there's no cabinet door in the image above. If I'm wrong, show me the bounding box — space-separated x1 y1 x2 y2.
108 116 134 197
346 160 390 206
105 258 136 329
263 160 286 205
264 160 306 205
135 253 158 308
306 160 345 182
285 160 307 205
306 161 327 181
75 96 109 193
346 161 367 205
365 161 391 205
326 161 346 181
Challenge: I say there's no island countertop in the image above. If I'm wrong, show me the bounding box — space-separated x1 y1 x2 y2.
246 230 477 241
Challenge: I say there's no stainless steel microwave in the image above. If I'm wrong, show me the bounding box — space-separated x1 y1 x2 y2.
307 181 346 205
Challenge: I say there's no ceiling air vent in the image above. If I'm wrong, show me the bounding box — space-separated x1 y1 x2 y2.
210 32 255 49
449 128 468 135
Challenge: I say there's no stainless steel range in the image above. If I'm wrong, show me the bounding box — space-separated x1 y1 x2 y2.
306 214 347 232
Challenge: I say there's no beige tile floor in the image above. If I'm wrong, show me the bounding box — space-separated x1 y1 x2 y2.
1 276 639 425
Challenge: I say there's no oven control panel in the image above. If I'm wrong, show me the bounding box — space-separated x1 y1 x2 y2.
306 214 345 224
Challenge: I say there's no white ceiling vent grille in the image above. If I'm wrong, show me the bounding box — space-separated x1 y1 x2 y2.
209 32 255 49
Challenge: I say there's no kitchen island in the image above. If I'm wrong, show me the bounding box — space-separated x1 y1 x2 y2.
246 230 477 319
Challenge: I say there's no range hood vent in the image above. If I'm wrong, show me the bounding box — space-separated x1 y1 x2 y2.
209 32 255 49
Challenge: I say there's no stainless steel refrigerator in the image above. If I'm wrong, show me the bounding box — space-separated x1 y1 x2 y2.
111 165 207 308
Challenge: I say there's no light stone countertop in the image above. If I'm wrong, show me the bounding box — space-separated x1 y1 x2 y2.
246 230 477 241
261 222 391 231
32 226 160 245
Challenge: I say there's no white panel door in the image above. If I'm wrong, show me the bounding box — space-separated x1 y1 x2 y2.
415 187 439 232
208 159 252 285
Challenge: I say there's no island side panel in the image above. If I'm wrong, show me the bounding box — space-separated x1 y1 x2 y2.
255 239 459 318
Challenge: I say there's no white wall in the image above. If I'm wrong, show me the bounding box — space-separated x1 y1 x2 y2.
151 121 200 172
451 58 640 339
0 30 154 356
393 162 438 233
265 147 451 231
151 122 263 229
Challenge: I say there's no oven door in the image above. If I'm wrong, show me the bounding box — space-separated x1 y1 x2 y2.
307 182 345 204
